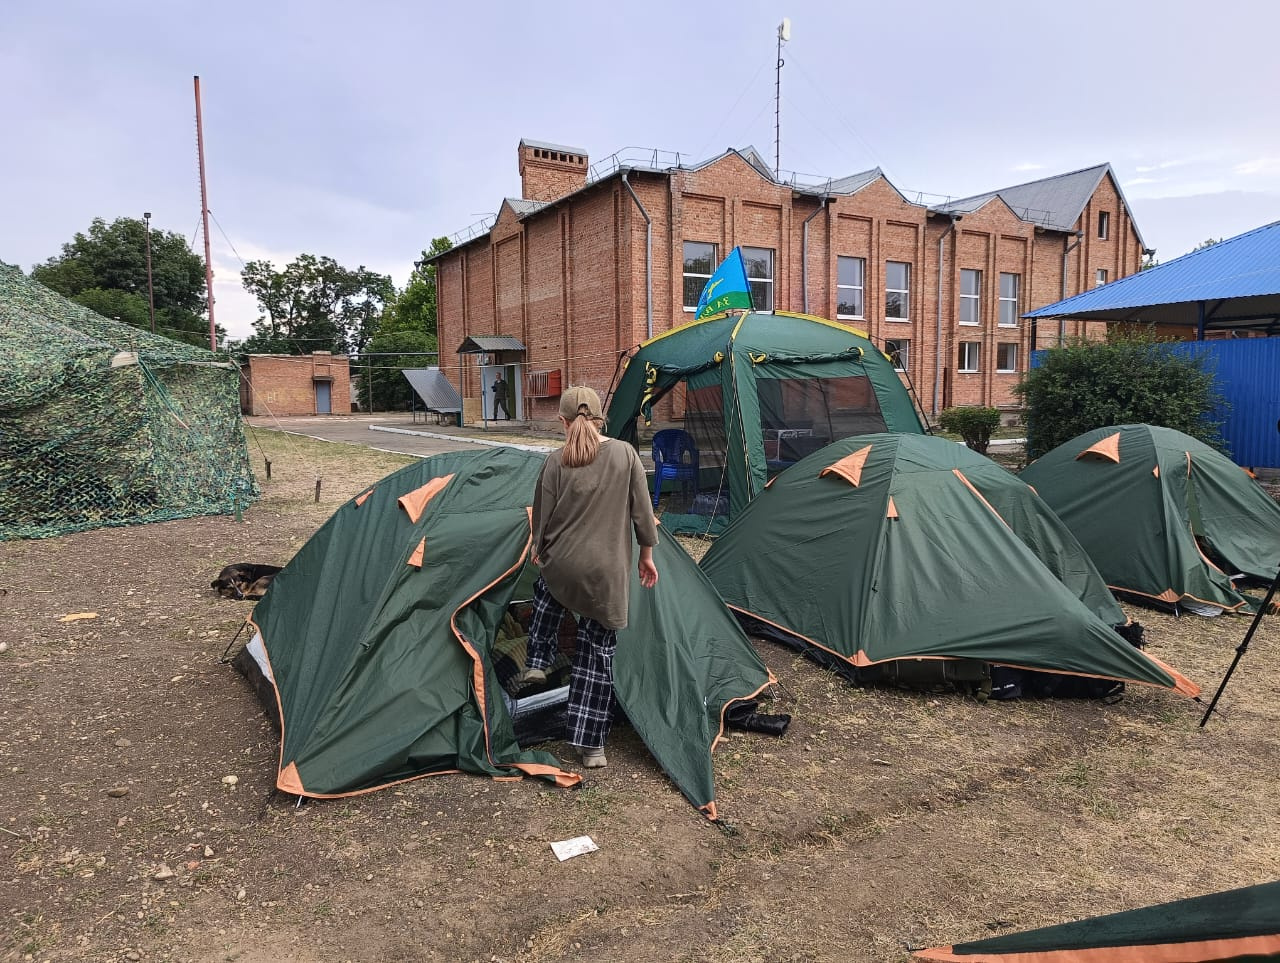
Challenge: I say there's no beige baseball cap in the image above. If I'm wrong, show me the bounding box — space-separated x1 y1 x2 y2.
559 385 603 421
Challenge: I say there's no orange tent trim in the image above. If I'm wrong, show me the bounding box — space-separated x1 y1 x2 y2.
820 444 873 487
1076 432 1121 463
915 932 1280 962
397 474 454 524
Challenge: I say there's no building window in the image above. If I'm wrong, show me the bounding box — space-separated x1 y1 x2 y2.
958 341 980 373
885 261 910 321
1096 268 1109 287
999 273 1020 327
997 342 1019 372
1098 211 1110 239
682 241 718 310
885 338 909 372
960 269 982 325
836 256 865 319
742 246 774 310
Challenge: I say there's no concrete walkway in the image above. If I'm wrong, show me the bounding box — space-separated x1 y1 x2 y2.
245 413 558 458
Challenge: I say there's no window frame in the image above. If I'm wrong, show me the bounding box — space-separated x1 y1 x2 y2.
885 337 909 372
996 342 1019 373
959 268 982 326
836 255 865 320
742 246 775 311
1096 268 1109 287
1098 211 1110 240
885 260 911 322
682 241 718 312
998 272 1020 328
957 341 980 373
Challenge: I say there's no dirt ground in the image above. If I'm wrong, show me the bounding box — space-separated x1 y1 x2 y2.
3 427 1279 963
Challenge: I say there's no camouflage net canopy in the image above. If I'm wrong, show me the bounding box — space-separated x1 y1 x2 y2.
0 262 258 540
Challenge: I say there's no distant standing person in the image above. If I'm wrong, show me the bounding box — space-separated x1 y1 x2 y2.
521 386 659 769
492 372 511 420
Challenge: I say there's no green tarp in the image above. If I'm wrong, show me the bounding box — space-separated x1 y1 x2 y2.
1021 424 1280 613
915 879 1280 961
606 311 924 533
699 434 1197 695
247 446 772 817
0 262 256 539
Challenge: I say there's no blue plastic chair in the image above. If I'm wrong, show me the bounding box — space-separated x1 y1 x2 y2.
651 429 700 508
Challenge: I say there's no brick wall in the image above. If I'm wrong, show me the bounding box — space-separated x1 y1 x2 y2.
243 353 351 417
433 146 1148 424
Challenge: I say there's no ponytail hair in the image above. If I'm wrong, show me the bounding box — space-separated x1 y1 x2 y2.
560 408 604 467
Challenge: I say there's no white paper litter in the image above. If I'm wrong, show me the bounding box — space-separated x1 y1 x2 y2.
550 835 598 861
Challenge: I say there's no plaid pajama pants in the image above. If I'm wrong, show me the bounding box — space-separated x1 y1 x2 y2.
525 575 618 751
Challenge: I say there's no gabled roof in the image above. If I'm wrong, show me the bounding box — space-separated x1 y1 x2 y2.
1025 219 1280 330
933 163 1146 248
504 197 547 217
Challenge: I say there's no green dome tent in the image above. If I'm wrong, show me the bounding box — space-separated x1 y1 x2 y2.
1021 424 1280 614
699 434 1198 697
915 879 1280 961
605 311 925 535
237 446 774 819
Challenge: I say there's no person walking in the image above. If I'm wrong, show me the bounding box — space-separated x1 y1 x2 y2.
522 386 659 768
492 372 511 420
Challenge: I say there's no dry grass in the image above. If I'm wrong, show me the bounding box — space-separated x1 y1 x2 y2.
1 428 1277 963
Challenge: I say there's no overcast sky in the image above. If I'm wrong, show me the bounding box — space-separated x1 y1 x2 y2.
3 0 1278 341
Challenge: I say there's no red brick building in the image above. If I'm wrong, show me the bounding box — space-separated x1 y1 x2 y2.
431 140 1150 422
239 351 351 416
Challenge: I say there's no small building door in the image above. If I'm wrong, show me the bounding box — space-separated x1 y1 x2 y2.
315 381 332 414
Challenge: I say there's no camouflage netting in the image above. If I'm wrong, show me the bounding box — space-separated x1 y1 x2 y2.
0 262 258 540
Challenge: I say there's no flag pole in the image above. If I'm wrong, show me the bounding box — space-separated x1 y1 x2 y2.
1199 564 1280 727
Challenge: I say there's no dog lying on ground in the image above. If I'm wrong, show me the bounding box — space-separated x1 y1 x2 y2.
211 563 283 601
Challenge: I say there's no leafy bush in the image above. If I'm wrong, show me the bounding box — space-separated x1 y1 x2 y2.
1015 331 1225 459
938 406 1001 455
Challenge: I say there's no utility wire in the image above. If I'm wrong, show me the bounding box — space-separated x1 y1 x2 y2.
208 210 248 269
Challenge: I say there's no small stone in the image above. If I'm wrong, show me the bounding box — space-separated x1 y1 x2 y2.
203 846 214 858
115 738 132 748
126 952 141 962
221 775 238 786
236 887 246 901
170 675 184 683
0 641 8 653
154 864 175 881
105 787 130 798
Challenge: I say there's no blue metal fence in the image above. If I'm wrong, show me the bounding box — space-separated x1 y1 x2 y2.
1032 338 1280 467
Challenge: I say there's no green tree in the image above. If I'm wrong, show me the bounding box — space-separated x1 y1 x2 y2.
1014 331 1225 459
239 254 394 356
1192 237 1223 252
938 406 1001 455
31 216 212 347
380 236 452 338
354 237 454 411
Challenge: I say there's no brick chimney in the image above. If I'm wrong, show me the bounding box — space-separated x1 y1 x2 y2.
518 139 589 202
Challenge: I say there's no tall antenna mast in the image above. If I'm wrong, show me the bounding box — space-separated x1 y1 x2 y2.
194 75 217 351
775 18 790 175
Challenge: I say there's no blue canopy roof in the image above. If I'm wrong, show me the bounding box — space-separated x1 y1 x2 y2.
1025 219 1280 334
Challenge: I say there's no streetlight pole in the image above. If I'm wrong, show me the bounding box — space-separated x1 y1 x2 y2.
143 212 156 334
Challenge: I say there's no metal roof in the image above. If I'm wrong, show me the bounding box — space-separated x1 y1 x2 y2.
1025 219 1280 332
456 335 527 354
505 197 547 216
519 137 588 156
402 368 462 412
934 163 1117 230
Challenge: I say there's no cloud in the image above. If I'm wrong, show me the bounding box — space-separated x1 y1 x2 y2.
1234 157 1280 176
